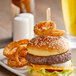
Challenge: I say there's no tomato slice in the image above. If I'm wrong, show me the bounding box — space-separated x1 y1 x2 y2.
46 69 63 72
27 63 32 66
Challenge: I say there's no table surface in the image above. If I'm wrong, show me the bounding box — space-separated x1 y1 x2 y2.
0 0 66 76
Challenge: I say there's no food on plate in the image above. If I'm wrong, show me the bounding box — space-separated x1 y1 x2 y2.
8 57 28 67
8 45 28 67
3 39 29 58
34 21 65 36
3 39 30 67
26 21 73 76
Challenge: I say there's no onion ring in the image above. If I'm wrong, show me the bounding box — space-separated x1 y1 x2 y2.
8 57 28 67
34 21 65 36
8 58 28 67
14 45 28 67
8 59 18 67
47 29 65 36
4 39 30 67
3 39 29 58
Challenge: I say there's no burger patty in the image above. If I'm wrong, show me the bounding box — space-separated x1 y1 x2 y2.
26 50 71 65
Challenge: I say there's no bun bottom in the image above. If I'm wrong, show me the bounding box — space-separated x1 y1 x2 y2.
32 70 73 76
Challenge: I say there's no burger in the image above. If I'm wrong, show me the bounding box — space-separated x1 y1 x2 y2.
26 22 73 76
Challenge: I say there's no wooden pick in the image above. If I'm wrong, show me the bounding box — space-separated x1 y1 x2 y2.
46 8 51 23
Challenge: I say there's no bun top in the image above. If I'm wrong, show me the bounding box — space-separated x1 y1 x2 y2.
27 36 69 56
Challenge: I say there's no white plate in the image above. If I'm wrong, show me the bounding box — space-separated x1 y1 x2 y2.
0 48 30 76
0 48 76 76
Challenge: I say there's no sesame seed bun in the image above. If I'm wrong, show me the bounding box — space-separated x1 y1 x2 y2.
32 70 73 76
27 36 69 56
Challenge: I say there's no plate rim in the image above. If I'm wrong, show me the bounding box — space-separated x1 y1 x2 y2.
0 48 25 76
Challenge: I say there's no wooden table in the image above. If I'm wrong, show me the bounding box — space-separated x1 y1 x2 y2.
0 0 68 76
0 66 17 76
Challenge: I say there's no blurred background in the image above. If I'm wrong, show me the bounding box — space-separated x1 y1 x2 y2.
0 0 65 48
1 0 76 76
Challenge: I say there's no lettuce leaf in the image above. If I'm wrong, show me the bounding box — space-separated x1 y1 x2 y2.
71 60 74 63
27 66 33 73
27 66 73 76
39 68 73 76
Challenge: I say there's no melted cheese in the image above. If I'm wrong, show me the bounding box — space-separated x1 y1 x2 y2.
32 61 73 71
28 48 61 56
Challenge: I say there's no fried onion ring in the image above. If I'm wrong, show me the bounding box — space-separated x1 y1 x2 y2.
3 39 29 58
8 57 28 67
3 39 30 67
34 21 65 36
7 45 28 67
14 45 28 67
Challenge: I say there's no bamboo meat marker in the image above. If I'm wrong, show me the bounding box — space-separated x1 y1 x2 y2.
47 8 51 22
46 8 51 28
